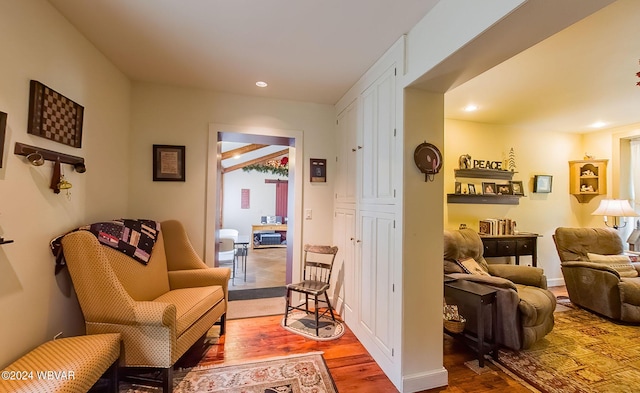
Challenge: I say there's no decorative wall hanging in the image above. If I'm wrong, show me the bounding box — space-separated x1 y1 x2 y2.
533 175 553 193
310 158 326 182
27 80 84 148
0 111 6 168
14 142 85 195
153 144 185 181
243 157 289 177
414 142 442 181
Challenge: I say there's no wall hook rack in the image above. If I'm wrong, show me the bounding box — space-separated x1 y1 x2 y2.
14 142 86 173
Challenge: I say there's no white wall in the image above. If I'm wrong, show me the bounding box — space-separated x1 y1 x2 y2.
128 83 335 258
0 0 131 367
222 168 287 237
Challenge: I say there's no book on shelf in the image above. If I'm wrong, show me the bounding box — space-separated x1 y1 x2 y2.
478 218 516 236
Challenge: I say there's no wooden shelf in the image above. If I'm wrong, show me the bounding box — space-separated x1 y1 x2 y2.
447 194 521 205
454 169 515 180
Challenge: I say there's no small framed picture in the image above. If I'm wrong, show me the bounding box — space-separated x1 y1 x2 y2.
482 182 496 195
468 184 476 195
497 184 512 195
153 144 186 181
534 175 553 193
510 180 524 195
455 181 462 194
310 158 326 182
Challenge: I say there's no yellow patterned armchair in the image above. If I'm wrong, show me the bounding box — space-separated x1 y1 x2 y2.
61 220 230 392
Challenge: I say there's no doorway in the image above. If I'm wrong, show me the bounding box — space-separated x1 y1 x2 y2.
205 124 304 300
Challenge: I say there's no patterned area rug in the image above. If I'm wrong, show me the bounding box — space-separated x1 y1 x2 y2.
281 311 345 341
496 298 640 392
121 353 337 393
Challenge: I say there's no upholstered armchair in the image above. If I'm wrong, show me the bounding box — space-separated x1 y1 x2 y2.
444 228 556 350
553 227 640 323
61 220 230 392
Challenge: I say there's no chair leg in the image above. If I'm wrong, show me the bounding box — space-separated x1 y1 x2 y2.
314 295 320 336
284 288 291 326
324 292 336 321
162 367 173 393
219 313 226 336
305 294 309 314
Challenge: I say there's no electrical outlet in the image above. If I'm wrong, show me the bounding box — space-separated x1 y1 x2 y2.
54 332 63 340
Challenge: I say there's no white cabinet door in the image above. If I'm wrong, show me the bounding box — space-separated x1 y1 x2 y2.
332 208 356 314
358 209 395 359
360 65 396 205
335 99 358 203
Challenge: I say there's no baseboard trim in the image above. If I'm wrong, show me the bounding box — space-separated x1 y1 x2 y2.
547 277 565 288
402 367 448 393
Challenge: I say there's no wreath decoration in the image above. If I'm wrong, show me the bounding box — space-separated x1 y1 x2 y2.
242 157 289 177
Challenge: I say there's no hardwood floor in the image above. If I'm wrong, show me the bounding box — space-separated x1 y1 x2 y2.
173 286 566 392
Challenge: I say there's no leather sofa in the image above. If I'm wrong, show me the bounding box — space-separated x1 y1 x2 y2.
553 227 640 323
444 228 556 350
61 219 230 392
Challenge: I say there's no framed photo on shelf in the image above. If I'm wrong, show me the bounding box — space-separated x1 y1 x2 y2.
510 180 524 195
497 184 512 195
468 184 476 195
534 175 553 193
153 144 185 181
455 181 462 194
482 182 496 195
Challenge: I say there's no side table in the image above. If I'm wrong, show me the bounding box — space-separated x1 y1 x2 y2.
444 279 498 367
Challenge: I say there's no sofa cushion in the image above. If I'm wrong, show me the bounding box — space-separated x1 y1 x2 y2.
587 253 639 278
105 231 171 301
154 286 224 335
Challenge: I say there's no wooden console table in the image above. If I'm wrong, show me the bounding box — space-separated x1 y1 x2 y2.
480 233 540 267
251 224 287 249
444 279 498 367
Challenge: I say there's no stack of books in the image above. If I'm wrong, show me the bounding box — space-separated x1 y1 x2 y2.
479 218 516 236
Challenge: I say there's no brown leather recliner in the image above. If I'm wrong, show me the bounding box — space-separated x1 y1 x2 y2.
553 227 640 323
444 228 556 350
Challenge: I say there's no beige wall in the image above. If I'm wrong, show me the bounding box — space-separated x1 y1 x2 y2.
128 83 336 259
443 119 583 284
0 0 131 367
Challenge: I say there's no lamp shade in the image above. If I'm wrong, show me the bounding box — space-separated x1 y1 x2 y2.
591 199 639 217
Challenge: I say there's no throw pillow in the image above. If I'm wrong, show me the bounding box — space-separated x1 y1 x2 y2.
587 253 639 278
456 257 490 276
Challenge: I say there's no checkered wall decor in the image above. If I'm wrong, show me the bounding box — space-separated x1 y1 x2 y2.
27 80 84 148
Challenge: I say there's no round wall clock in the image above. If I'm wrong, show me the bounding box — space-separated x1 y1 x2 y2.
414 142 442 181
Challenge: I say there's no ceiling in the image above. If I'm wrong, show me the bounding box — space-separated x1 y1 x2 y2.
46 0 640 136
444 0 640 133
46 0 439 105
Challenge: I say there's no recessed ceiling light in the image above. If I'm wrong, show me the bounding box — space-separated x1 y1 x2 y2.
590 121 607 128
256 81 268 88
463 104 478 112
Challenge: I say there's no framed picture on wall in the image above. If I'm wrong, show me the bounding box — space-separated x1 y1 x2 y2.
534 175 553 193
153 144 185 181
0 111 6 168
310 158 326 182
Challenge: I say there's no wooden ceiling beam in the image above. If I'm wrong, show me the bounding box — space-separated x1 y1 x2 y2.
223 148 289 173
221 144 268 160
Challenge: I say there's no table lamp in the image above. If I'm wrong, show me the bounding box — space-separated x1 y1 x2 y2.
591 199 639 229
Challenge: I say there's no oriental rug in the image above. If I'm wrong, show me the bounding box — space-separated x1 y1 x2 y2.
120 352 337 393
495 298 640 393
281 311 345 341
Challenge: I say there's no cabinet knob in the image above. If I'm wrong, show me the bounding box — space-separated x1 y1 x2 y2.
357 146 363 150
356 239 362 243
351 148 356 152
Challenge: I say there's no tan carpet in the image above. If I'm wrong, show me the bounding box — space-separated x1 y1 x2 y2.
496 298 640 393
227 297 285 319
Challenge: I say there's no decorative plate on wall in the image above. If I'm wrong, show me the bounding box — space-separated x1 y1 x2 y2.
414 142 442 181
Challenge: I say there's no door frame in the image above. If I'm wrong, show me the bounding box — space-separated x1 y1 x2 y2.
205 123 303 285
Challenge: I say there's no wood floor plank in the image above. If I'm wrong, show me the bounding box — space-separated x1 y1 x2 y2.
173 287 567 392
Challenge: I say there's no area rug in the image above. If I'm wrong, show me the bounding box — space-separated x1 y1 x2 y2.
120 353 337 393
495 299 640 393
229 286 286 301
281 311 345 341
